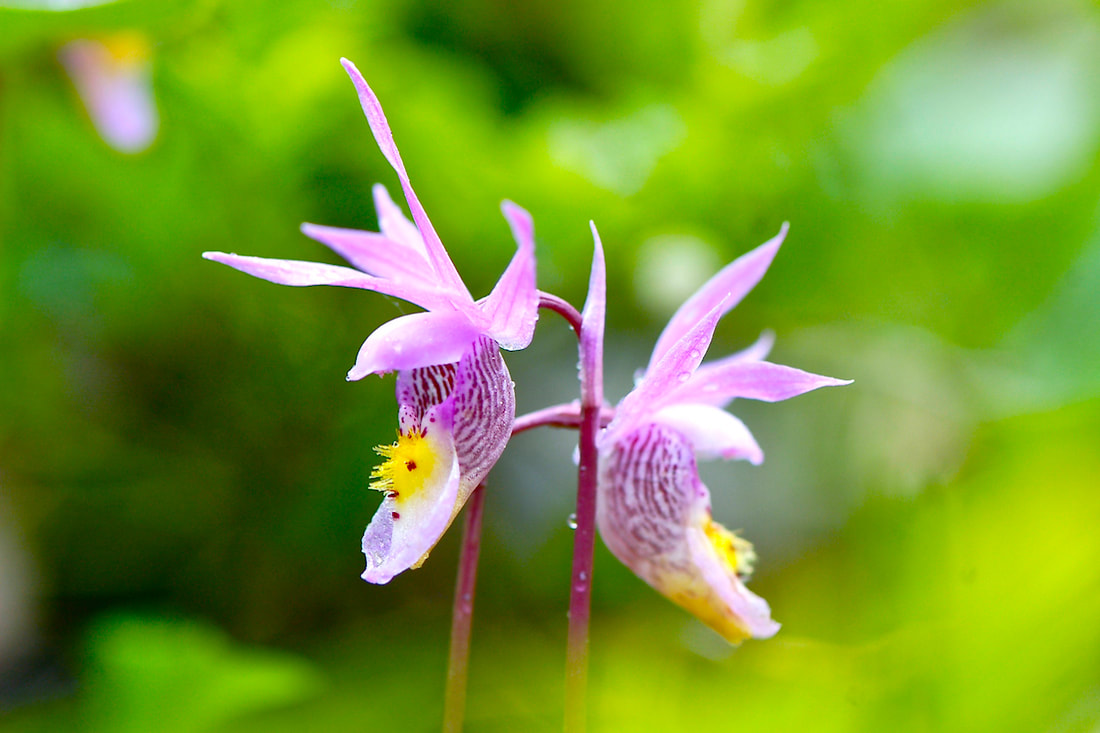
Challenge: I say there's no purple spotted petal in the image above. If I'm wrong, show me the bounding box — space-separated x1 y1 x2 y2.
340 58 471 303
674 360 853 406
201 252 453 312
652 403 763 465
597 422 775 643
448 335 517 497
348 311 482 381
597 422 699 571
647 225 787 373
481 201 538 350
362 401 460 584
299 223 433 283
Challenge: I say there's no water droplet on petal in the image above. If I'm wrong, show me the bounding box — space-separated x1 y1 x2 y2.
567 513 578 530
677 371 691 382
689 349 701 360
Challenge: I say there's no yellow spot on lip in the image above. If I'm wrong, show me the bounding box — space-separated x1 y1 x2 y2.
369 428 440 504
704 519 756 581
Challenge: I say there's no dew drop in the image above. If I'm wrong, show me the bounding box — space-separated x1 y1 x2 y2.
689 349 701 360
566 513 578 530
579 570 588 581
677 371 691 382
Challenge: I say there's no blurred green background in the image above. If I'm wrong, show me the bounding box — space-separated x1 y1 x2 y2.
2 0 1099 730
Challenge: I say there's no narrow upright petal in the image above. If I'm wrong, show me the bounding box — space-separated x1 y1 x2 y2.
340 58 471 302
609 300 725 442
579 222 607 405
348 310 483 380
481 201 539 350
647 225 787 372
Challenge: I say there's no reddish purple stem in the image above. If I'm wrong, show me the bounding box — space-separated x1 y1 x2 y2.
512 403 614 436
442 290 602 733
443 483 485 733
539 284 604 733
564 387 601 732
538 291 583 335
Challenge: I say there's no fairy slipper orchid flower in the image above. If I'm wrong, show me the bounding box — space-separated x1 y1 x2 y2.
204 59 537 584
596 225 850 643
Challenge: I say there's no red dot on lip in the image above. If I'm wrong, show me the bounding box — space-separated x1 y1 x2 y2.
392 512 400 519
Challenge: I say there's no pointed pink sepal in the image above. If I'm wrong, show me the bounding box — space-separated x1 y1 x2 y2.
340 58 471 303
481 201 539 350
299 222 432 282
648 224 787 372
676 360 853 406
202 251 455 312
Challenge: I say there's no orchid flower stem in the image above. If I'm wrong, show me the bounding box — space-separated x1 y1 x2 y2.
538 289 602 733
443 483 486 733
565 391 601 733
512 404 615 436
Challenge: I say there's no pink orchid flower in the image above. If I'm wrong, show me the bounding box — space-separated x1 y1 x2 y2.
204 59 537 584
596 226 851 643
59 34 159 153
